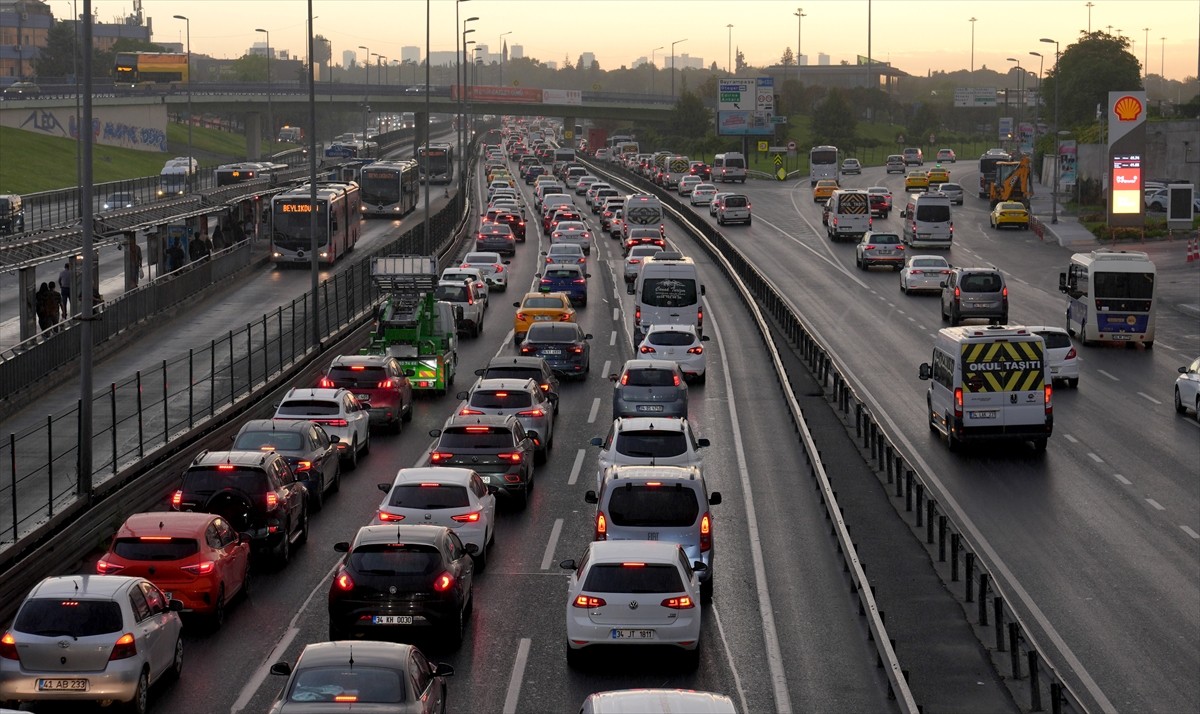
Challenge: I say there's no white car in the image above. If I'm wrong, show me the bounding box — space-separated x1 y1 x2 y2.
373 467 497 570
1028 326 1079 389
709 192 734 217
551 221 593 255
560 540 703 670
690 184 719 206
842 158 862 175
898 255 952 295
441 267 489 308
589 417 709 492
624 245 664 292
677 176 702 196
0 575 184 712
1175 356 1200 417
274 387 372 468
637 324 710 382
461 251 510 291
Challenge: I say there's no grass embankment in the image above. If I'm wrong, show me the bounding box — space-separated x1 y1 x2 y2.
0 123 284 194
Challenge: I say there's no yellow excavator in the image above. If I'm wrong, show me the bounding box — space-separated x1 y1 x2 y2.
988 155 1033 208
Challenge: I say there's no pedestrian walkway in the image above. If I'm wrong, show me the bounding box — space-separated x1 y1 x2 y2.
1028 194 1097 248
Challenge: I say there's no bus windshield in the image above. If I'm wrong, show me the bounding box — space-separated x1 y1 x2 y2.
361 172 401 205
273 207 328 249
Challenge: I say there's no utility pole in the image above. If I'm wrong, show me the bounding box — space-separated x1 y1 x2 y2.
1085 2 1093 33
969 17 977 73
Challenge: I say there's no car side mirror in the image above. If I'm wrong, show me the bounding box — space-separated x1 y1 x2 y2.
429 429 442 438
700 285 706 296
589 436 603 447
584 334 593 340
474 368 486 376
513 302 521 308
709 491 722 505
919 363 933 380
464 543 479 555
328 435 340 444
238 532 252 544
169 599 185 612
1179 366 1188 374
433 663 455 678
456 391 469 400
334 542 350 553
701 335 711 342
696 438 711 448
608 373 619 382
939 281 948 288
692 561 708 572
1058 272 1068 294
584 490 598 504
559 558 577 570
377 483 391 494
269 662 293 677
486 484 499 495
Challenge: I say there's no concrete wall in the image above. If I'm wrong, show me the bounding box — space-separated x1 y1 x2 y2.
1146 121 1200 185
0 103 168 152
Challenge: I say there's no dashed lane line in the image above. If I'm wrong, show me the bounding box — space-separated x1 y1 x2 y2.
1137 392 1162 405
601 360 611 379
540 519 564 570
501 638 532 714
1145 499 1166 511
567 449 585 487
1064 434 1080 444
587 397 601 424
1181 526 1199 540
712 604 752 714
609 331 616 346
1087 452 1104 464
1113 473 1132 485
1097 370 1120 382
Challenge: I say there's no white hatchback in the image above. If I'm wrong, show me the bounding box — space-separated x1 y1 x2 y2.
373 467 497 570
441 267 490 308
637 324 710 382
690 184 718 206
590 417 710 492
274 387 372 468
462 251 510 291
1028 326 1079 388
677 176 702 196
560 540 703 669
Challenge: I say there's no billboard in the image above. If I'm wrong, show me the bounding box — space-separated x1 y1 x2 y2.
449 85 543 103
1106 91 1147 228
717 111 774 137
542 88 582 105
718 77 775 136
1058 140 1077 191
998 116 1014 141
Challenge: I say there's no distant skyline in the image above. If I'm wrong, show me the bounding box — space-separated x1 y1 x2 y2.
141 0 1199 82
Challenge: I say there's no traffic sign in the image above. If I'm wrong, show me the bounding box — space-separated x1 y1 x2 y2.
776 167 787 181
773 154 783 167
757 140 769 153
787 140 797 151
756 77 775 114
718 79 755 111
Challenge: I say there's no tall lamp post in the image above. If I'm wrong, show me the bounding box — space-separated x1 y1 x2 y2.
461 16 478 174
650 46 662 94
358 45 370 85
499 30 512 85
670 38 687 99
1029 51 1043 122
1142 27 1150 78
1041 37 1060 223
725 24 734 74
794 8 805 81
256 28 273 155
1006 57 1023 144
305 1 319 347
1159 36 1166 78
172 15 192 167
372 53 387 85
455 0 472 197
969 17 977 72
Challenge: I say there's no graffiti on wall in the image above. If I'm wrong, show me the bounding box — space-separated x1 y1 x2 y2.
4 105 168 152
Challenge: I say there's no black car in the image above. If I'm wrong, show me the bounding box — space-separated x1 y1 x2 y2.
173 450 309 566
689 162 712 181
429 415 536 508
476 223 516 256
233 419 340 511
493 211 526 241
475 356 561 413
520 323 592 379
329 525 476 648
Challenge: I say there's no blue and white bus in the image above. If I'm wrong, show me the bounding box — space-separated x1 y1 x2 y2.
270 182 362 267
359 160 420 217
1059 249 1157 347
418 142 454 184
810 145 840 186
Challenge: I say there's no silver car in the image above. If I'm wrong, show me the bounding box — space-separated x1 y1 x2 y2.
589 417 711 492
0 575 184 712
610 359 689 418
928 182 964 205
457 378 555 462
899 254 952 294
550 220 593 256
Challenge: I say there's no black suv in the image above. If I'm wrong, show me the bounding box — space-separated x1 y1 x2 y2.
475 356 561 413
940 267 1009 326
429 415 536 509
173 450 309 565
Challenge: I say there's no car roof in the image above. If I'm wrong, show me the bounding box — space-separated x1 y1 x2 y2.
330 354 392 366
294 641 419 669
190 449 279 468
118 511 219 537
604 464 703 484
474 377 539 392
393 466 476 485
442 413 518 428
30 574 139 599
644 323 699 334
585 539 685 565
583 689 736 714
352 524 445 548
239 418 315 434
613 417 689 433
486 356 550 370
621 358 682 371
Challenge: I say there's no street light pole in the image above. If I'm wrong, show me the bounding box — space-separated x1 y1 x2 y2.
1160 36 1166 78
670 38 687 99
725 24 733 74
455 0 471 198
1143 28 1150 78
650 46 662 94
1006 57 1023 143
794 8 805 79
461 19 477 197
1085 2 1093 33
1041 38 1060 224
423 0 430 253
499 31 512 85
969 17 977 72
1029 51 1043 122
358 45 370 85
306 1 319 347
173 15 192 169
256 28 273 157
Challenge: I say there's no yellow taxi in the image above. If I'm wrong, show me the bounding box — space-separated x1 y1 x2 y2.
989 201 1030 230
512 292 576 345
926 166 950 183
905 171 930 192
813 179 840 203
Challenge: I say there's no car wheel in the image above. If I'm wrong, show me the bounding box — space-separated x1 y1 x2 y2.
566 643 586 670
514 333 523 347
392 414 403 434
1067 378 1079 389
296 507 309 547
1032 437 1048 453
901 283 908 294
695 371 707 384
330 464 341 493
360 430 370 457
276 529 291 567
717 215 724 225
124 668 149 714
513 487 529 511
209 585 226 631
168 637 184 681
344 438 358 471
1176 388 1186 414
445 609 465 650
535 446 547 465
949 308 960 326
682 644 701 671
701 574 714 604
309 476 324 512
946 428 960 453
328 624 346 641
240 564 252 600
746 217 751 226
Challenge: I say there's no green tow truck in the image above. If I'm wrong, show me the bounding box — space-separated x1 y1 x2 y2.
366 256 459 395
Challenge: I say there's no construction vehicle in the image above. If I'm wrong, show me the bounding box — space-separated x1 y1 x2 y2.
978 150 1012 199
365 256 459 395
988 155 1033 208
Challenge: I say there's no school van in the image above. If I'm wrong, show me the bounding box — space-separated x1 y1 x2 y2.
634 252 705 345
712 152 747 183
663 156 692 190
901 193 953 248
826 190 872 241
918 325 1053 452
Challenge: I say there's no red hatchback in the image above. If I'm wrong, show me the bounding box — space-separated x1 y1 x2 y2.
96 511 250 627
319 354 415 433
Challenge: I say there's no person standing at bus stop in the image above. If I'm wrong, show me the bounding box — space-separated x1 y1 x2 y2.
58 262 72 315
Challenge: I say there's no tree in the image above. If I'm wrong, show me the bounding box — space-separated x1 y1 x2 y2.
313 35 332 65
230 54 268 82
906 102 941 144
1041 31 1142 128
735 49 745 73
668 90 710 140
780 47 795 67
810 88 856 146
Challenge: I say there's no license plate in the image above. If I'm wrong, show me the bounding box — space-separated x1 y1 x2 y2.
638 405 665 412
371 615 413 625
1050 367 1060 374
918 234 931 239
877 250 893 255
612 629 655 640
534 315 551 321
357 394 371 401
1111 334 1132 340
480 476 492 484
38 679 87 691
542 349 562 355
970 410 997 419
645 532 659 540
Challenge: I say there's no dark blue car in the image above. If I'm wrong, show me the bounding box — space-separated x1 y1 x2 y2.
539 263 590 306
519 323 592 379
524 165 547 184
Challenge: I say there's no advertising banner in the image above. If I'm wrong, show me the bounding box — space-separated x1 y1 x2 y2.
1106 91 1147 228
998 116 1014 142
717 111 774 137
1058 140 1077 191
450 85 543 103
542 88 582 105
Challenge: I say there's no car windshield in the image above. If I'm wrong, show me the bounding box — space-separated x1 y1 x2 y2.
647 331 694 347
234 431 305 451
641 278 698 308
112 537 201 561
277 400 339 416
607 485 700 527
582 564 684 593
348 543 440 576
387 484 470 509
624 368 678 387
439 428 515 449
470 390 533 409
15 599 123 638
527 324 580 342
288 666 405 704
615 431 687 458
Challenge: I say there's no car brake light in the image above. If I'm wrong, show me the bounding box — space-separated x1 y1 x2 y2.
910 269 923 275
334 695 358 703
1065 347 1077 360
595 512 607 539
171 490 182 508
293 460 312 472
96 559 124 574
266 492 278 509
661 596 695 609
954 387 963 419
349 365 365 371
181 561 216 575
451 511 482 523
109 633 138 661
697 308 704 327
540 278 552 285
316 419 349 427
495 265 504 273
865 244 875 250
573 278 586 284
377 379 393 388
634 307 641 325
1002 286 1009 304
433 572 454 592
639 345 656 354
520 346 534 354
954 286 961 301
497 452 524 464
318 377 334 388
687 345 704 355
574 595 606 608
335 567 354 591
459 407 485 415
570 346 584 354
377 510 405 522
700 512 712 551
0 632 18 660
517 408 545 417
673 374 681 387
217 464 236 471
1045 384 1053 416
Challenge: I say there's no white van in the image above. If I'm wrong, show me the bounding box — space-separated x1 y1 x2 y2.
901 193 953 248
712 152 747 183
634 252 704 344
826 190 872 241
664 156 692 190
918 325 1052 452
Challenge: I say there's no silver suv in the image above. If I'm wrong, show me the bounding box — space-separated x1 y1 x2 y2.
610 359 688 418
940 267 1008 326
589 417 710 492
456 378 555 463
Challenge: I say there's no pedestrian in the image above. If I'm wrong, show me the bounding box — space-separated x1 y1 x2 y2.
130 240 144 286
46 281 63 327
166 238 185 273
35 282 50 332
188 231 207 262
243 217 254 242
58 262 72 315
211 223 225 252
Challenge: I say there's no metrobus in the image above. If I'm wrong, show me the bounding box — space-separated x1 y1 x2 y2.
1059 249 1157 347
214 162 287 187
810 145 839 186
113 52 188 87
359 160 420 217
418 142 454 184
270 182 362 267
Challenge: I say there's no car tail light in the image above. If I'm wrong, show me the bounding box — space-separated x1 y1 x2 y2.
1045 384 1053 416
335 567 354 591
595 512 607 539
109 633 138 661
293 460 312 472
634 307 641 326
540 383 551 392
377 510 405 522
687 345 704 355
661 596 695 609
316 419 349 427
540 278 552 285
1002 286 1009 305
181 561 216 575
317 377 334 388
517 408 545 417
96 559 124 575
897 244 905 250
497 452 524 464
1065 347 1077 360
953 286 961 302
432 572 455 592
377 379 393 389
570 346 584 354
573 278 586 284
954 387 963 419
459 407 485 415
910 269 923 275
697 308 704 328
520 346 534 354
639 345 656 354
574 595 606 608
0 632 18 660
266 492 278 509
430 452 453 464
451 511 482 523
700 512 712 552
949 223 955 235
629 258 641 265
171 490 182 509
864 244 875 250
673 374 681 387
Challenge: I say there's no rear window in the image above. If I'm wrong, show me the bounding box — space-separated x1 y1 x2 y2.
527 324 579 341
15 599 124 637
470 390 533 409
387 484 470 509
1036 332 1072 349
277 400 339 416
607 485 700 527
641 278 698 308
723 195 747 207
288 666 404 704
961 273 1002 292
182 468 269 496
624 368 678 387
916 204 951 222
113 537 200 561
434 285 468 302
869 234 902 245
614 431 687 458
724 157 745 169
647 331 694 347
325 366 386 389
439 428 516 449
524 297 564 309
582 563 684 593
234 430 305 451
545 269 581 279
348 544 441 576
483 367 541 382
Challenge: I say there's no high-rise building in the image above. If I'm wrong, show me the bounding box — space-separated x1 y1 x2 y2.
400 46 420 65
818 52 830 66
510 44 524 60
341 49 355 69
798 53 808 66
579 52 596 69
249 41 272 58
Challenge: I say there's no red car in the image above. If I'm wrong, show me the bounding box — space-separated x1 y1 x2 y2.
96 511 251 627
494 211 526 241
319 354 415 432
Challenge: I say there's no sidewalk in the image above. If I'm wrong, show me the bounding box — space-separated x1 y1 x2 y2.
1028 193 1097 248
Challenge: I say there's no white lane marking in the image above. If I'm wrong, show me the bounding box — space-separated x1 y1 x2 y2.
708 309 793 713
609 330 617 346
501 638 532 714
896 309 905 315
540 519 564 570
1098 370 1120 382
1145 499 1166 511
1155 340 1176 351
1113 473 1132 485
1087 452 1104 464
1181 525 1200 540
602 359 611 378
1137 392 1162 405
1064 434 1079 444
611 307 620 321
587 397 601 423
756 213 869 290
230 561 340 713
907 316 917 322
712 603 751 714
568 448 585 486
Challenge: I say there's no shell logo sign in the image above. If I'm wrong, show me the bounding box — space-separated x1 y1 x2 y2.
1113 95 1144 122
